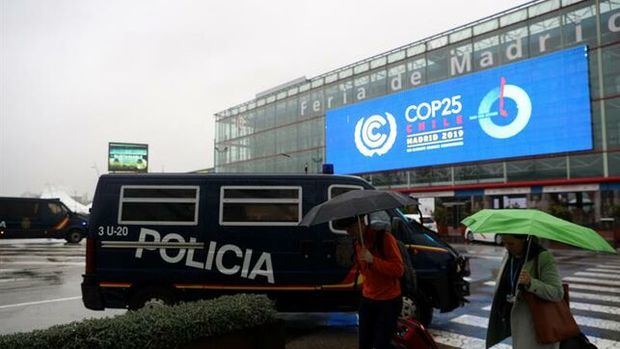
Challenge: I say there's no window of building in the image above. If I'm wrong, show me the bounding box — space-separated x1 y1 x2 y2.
406 56 426 88
499 25 529 65
118 186 199 225
569 153 604 178
528 15 562 57
602 43 620 98
562 3 597 46
600 0 620 44
606 98 620 150
369 69 387 98
220 186 302 226
473 34 500 72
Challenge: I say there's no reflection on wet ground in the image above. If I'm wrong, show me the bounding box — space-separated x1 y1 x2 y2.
0 239 83 289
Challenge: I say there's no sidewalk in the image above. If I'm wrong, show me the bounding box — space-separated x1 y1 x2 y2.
285 325 452 349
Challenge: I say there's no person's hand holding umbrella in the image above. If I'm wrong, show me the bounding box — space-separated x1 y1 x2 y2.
360 248 374 264
518 270 532 289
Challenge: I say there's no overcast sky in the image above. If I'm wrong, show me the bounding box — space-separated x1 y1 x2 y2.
0 0 527 199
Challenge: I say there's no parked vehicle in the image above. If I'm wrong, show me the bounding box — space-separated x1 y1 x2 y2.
464 227 503 245
0 197 88 243
404 214 438 232
81 173 469 326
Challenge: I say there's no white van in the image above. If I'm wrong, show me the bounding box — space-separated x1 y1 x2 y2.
464 227 503 245
404 214 438 232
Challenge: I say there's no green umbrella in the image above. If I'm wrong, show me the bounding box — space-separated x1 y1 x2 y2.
461 209 616 253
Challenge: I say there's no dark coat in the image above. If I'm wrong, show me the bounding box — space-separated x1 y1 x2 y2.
486 249 563 349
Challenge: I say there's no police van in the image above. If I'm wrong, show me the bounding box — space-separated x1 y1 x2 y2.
0 197 89 243
81 173 469 325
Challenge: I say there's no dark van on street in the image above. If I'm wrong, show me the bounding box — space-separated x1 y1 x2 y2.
82 173 469 325
0 197 89 243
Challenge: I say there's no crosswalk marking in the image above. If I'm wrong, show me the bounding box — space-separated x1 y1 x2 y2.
472 309 620 332
571 291 620 303
429 329 511 349
575 272 620 280
451 314 489 328
586 268 620 273
564 277 620 287
571 302 620 315
589 336 620 349
567 283 620 293
573 315 620 332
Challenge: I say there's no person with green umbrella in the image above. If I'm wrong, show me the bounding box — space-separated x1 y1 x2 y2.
462 209 616 348
486 234 563 349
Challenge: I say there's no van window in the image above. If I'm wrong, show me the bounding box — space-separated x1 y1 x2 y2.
328 184 364 234
118 186 199 225
220 186 301 226
47 202 67 217
0 201 39 218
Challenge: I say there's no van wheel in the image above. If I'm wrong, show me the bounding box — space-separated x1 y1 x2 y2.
129 287 175 310
494 234 503 245
466 231 474 242
65 230 83 244
401 294 433 327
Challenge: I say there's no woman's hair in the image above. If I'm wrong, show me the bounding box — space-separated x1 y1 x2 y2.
504 234 545 260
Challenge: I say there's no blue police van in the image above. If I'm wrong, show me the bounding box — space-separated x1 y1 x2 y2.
81 173 469 325
0 197 88 243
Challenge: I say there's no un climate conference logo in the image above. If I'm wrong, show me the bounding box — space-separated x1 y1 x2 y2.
354 113 397 157
477 77 532 139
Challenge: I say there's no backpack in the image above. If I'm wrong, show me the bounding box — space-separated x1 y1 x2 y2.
374 229 418 298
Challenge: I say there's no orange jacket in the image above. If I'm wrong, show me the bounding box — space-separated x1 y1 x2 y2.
355 228 404 300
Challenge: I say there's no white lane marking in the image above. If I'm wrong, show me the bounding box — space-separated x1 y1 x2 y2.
586 268 620 273
0 296 81 310
564 277 620 286
589 336 620 349
474 309 620 332
430 329 511 349
472 255 502 261
451 314 489 328
0 269 19 273
571 291 620 304
562 262 620 268
575 272 620 280
571 302 620 315
0 278 27 283
484 281 496 287
482 305 491 311
568 283 620 293
573 315 620 332
0 261 83 266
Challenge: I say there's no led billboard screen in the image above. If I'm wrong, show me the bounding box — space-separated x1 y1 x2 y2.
108 142 149 173
326 46 592 174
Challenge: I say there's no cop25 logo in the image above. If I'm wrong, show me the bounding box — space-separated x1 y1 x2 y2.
477 77 532 139
354 113 397 157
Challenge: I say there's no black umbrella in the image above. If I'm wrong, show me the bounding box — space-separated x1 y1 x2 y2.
299 189 418 245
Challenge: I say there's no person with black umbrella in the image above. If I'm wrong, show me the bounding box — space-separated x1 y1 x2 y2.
334 216 404 349
300 189 416 349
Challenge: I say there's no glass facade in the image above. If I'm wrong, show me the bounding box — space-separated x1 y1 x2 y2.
215 0 620 228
